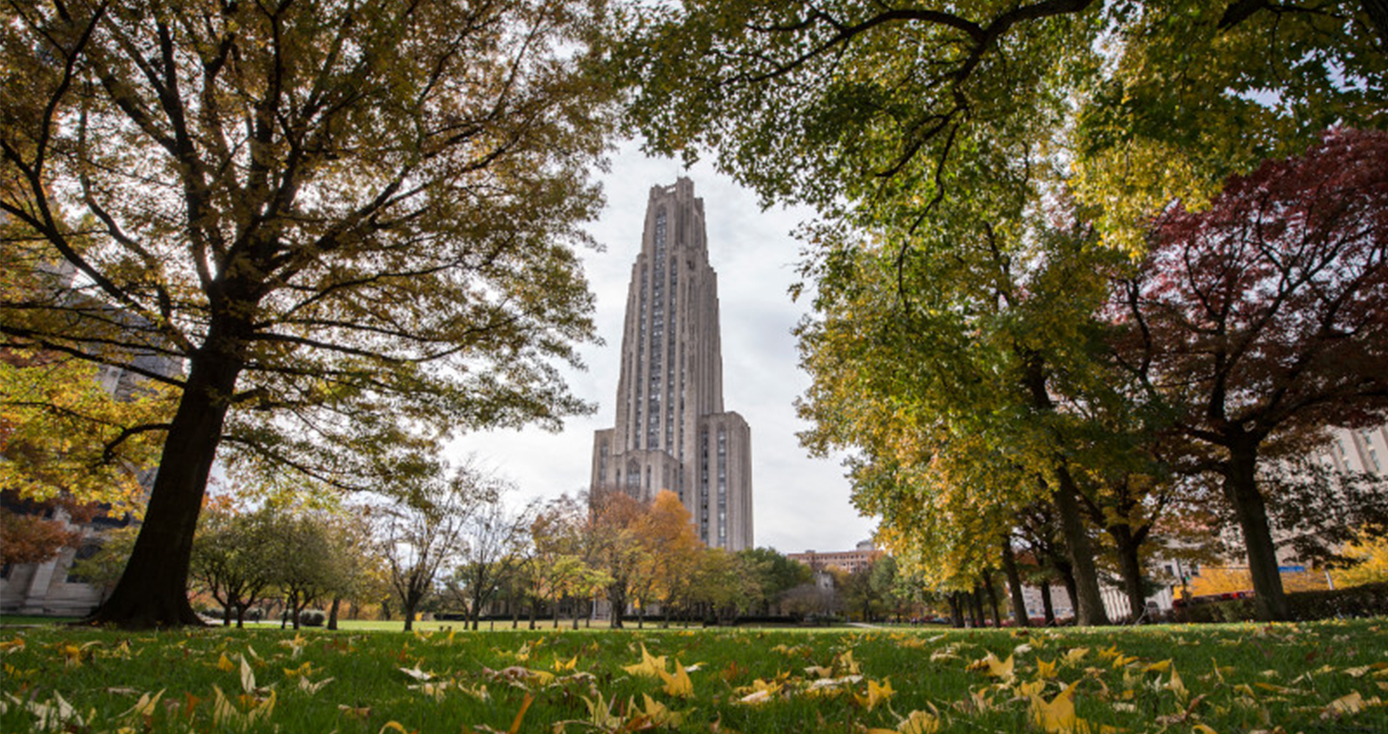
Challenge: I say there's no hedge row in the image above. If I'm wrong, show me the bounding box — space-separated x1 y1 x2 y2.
1173 582 1388 623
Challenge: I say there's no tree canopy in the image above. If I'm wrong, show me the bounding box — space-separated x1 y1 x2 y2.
1 0 617 627
618 0 1387 623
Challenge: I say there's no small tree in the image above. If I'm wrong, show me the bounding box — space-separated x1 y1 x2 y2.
66 523 139 604
584 491 648 629
189 503 279 627
637 490 703 626
377 464 491 631
449 495 535 630
736 547 812 617
268 510 356 630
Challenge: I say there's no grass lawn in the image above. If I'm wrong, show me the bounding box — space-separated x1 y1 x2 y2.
2 618 1386 732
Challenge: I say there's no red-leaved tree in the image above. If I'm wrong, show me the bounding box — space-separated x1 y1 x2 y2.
1111 128 1388 621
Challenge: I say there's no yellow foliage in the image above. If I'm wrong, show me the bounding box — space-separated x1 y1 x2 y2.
636 693 683 727
623 644 667 679
1331 529 1388 588
659 659 694 698
855 678 895 711
868 709 942 734
968 652 1014 681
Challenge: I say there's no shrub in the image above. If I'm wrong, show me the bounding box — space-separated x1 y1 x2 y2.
1173 582 1388 623
298 609 327 627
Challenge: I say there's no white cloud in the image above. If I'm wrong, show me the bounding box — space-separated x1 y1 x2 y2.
452 141 877 555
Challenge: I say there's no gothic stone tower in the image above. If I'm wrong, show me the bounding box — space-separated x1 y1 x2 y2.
591 178 753 551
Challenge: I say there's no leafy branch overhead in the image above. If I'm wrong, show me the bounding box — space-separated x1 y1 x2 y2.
0 0 618 628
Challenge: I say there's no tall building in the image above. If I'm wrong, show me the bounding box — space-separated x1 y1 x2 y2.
590 178 753 551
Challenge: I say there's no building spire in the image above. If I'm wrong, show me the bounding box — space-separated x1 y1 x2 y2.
590 178 753 551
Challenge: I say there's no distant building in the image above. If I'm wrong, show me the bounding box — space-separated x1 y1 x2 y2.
1317 424 1387 476
789 541 883 574
590 178 753 551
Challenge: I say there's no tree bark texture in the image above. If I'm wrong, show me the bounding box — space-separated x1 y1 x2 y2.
981 571 1002 628
1053 467 1111 625
1110 524 1149 623
84 352 244 628
1000 540 1031 627
1224 447 1290 621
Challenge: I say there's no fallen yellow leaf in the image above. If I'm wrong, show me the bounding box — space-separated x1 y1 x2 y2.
637 693 683 727
855 678 895 711
868 709 942 734
506 692 534 734
623 644 667 679
1323 691 1364 718
659 658 694 698
900 709 942 734
1167 666 1189 701
969 652 1015 681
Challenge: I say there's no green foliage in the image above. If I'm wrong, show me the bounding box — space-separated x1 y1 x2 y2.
736 547 814 614
66 524 139 591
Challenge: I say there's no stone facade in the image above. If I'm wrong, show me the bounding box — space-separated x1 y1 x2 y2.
591 178 753 551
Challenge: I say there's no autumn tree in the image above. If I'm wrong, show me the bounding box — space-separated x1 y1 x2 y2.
448 492 535 630
0 0 615 627
616 0 1383 627
1330 528 1388 588
1109 129 1388 621
585 490 649 629
634 490 702 627
377 463 495 631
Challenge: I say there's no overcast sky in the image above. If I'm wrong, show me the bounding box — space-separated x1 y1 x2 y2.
452 141 878 555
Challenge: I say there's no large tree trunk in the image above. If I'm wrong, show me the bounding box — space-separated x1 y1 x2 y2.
969 587 986 627
328 597 341 631
1040 583 1056 626
1110 524 1148 624
1055 560 1078 622
471 587 483 631
83 353 243 628
1224 446 1289 621
1000 540 1030 628
948 592 964 628
608 586 626 629
1052 468 1111 626
981 571 1002 628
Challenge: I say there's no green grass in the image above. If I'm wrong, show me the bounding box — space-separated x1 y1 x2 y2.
2 619 1386 732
